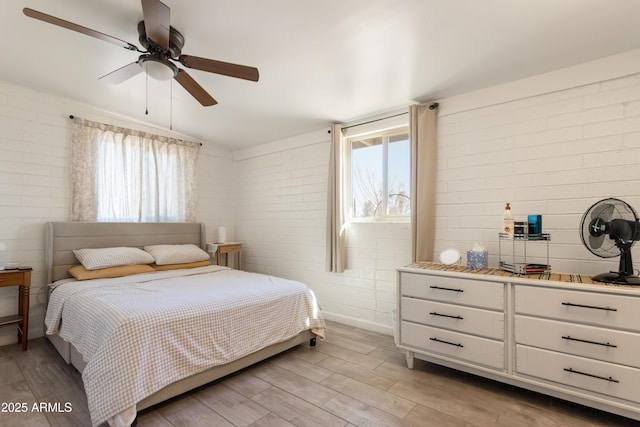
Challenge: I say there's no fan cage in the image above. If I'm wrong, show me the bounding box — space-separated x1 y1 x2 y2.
580 197 640 285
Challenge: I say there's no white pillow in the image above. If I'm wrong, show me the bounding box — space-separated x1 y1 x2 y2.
143 244 210 265
73 247 155 270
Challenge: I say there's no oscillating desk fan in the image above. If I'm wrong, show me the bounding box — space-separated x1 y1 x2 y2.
580 198 640 285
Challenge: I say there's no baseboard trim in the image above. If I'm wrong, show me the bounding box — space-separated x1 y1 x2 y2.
322 311 394 336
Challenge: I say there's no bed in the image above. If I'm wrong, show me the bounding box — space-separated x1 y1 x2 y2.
44 221 325 427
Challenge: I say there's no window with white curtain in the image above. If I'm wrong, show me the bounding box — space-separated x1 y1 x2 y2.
71 117 200 222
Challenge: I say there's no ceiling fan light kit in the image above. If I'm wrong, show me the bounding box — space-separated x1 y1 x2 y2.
140 54 177 81
22 0 259 106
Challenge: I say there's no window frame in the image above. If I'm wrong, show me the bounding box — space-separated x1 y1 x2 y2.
345 126 411 223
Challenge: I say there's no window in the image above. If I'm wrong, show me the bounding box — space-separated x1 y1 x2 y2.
347 127 410 220
71 118 200 222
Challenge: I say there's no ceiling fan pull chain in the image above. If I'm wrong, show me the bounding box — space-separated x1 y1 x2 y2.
170 79 173 130
145 70 149 115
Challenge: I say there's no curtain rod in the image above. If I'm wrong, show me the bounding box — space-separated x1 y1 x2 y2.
338 102 439 131
340 112 407 131
68 115 203 146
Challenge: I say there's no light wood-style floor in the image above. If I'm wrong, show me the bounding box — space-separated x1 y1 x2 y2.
0 320 637 427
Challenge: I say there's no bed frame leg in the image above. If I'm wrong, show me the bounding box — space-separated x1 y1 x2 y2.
310 337 316 347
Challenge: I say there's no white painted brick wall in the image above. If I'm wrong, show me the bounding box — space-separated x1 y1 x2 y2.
436 71 640 276
0 80 234 346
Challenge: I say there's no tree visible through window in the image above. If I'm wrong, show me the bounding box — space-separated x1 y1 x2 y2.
348 129 410 219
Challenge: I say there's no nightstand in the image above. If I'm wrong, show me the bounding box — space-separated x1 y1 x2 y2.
215 242 242 270
0 268 31 351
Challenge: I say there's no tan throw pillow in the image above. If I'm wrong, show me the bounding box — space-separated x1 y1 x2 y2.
151 260 211 271
68 264 155 280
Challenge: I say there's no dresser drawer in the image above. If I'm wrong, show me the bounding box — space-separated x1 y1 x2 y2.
515 316 640 369
401 321 504 369
515 285 640 332
400 273 504 310
517 345 640 404
402 297 504 340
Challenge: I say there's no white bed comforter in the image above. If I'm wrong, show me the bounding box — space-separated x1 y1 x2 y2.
45 265 325 427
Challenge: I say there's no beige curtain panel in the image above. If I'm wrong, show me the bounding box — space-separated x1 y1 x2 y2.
325 123 347 273
410 103 438 262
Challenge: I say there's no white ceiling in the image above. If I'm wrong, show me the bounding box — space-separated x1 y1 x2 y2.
2 0 640 149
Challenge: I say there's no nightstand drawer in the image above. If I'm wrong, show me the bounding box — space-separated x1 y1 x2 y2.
402 297 504 340
515 316 640 368
517 345 640 404
0 272 26 286
515 285 640 332
401 321 504 369
218 243 242 253
400 272 504 310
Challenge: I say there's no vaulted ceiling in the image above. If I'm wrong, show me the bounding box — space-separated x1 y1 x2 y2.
2 0 640 149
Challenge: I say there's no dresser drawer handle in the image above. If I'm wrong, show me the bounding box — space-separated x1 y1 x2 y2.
561 302 617 312
429 312 463 320
564 368 619 383
562 335 617 348
429 337 463 347
429 285 464 293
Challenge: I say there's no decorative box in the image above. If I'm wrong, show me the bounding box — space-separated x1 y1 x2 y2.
528 215 542 235
467 250 488 269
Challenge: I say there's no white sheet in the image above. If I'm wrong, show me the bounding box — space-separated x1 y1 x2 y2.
45 265 325 426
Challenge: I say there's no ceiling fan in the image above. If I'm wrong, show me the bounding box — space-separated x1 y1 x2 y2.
23 0 259 106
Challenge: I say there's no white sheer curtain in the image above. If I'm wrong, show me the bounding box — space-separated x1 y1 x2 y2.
71 117 200 222
326 123 347 273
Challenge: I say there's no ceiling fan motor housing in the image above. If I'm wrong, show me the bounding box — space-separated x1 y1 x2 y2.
137 21 184 58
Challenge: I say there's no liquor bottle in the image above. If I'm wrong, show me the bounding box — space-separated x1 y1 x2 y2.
504 203 514 234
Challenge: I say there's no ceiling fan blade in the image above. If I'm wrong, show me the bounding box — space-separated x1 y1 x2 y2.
141 0 170 49
23 8 138 52
174 69 217 106
99 62 144 84
179 55 259 82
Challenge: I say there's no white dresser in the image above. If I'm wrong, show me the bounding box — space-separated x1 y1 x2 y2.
397 263 640 421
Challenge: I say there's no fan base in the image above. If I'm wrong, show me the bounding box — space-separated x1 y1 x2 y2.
592 272 640 285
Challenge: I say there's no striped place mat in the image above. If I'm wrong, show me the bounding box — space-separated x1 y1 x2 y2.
405 262 598 284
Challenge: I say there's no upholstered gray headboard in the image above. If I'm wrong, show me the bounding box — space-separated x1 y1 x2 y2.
46 222 206 283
